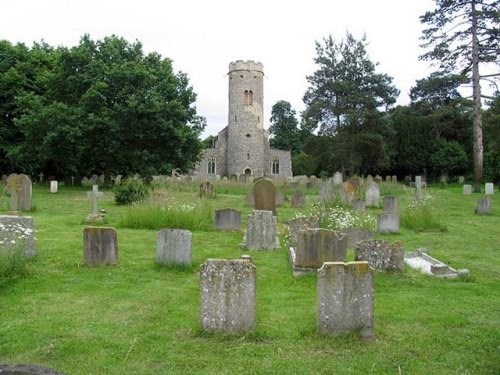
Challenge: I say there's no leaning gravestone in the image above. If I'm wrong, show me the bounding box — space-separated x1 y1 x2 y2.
156 229 192 265
0 215 36 257
293 229 347 273
475 197 492 214
215 208 241 231
253 179 276 216
241 210 279 250
285 216 320 246
50 180 58 193
83 227 118 265
463 184 472 195
485 183 494 195
317 262 374 338
291 190 306 208
365 182 380 208
200 257 256 332
354 239 404 272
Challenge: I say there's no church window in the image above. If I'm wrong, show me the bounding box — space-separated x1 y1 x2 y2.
244 90 253 106
207 157 216 175
272 158 280 175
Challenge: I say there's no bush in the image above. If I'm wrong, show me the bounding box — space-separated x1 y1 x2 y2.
114 178 149 205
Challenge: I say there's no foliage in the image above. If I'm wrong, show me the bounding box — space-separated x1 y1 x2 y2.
292 151 318 177
429 138 468 176
268 100 302 154
114 177 149 205
400 194 446 232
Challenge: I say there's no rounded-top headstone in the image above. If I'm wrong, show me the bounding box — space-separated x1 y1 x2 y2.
253 179 276 216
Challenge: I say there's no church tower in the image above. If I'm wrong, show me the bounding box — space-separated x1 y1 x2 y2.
227 60 267 178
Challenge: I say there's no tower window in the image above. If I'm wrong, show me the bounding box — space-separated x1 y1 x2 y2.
207 157 216 175
272 158 280 175
235 115 237 122
244 90 253 106
246 134 251 138
247 153 250 160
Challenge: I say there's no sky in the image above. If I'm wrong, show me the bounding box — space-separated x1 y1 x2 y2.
2 0 438 137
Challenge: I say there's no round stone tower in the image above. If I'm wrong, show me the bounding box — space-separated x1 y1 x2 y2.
227 60 267 178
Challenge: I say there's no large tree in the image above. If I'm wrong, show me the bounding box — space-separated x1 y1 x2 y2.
303 32 399 135
268 100 302 154
420 0 500 183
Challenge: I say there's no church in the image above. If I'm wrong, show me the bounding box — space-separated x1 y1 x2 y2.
192 60 292 180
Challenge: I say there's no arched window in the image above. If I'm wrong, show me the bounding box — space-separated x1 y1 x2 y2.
244 90 253 106
272 157 280 175
207 157 216 175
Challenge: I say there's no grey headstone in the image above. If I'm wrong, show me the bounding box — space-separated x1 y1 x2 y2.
317 262 374 337
366 175 374 185
319 179 334 204
215 208 241 231
458 176 465 184
241 210 279 250
275 192 285 207
245 191 254 207
199 181 215 198
342 228 375 249
383 196 397 213
229 174 238 182
90 174 99 185
475 197 492 214
386 175 391 183
285 216 320 246
353 199 366 212
376 213 400 233
83 227 118 265
291 190 306 208
253 179 276 216
294 229 347 271
50 180 58 193
485 183 494 195
415 176 422 200
391 175 397 183
81 177 89 185
365 182 380 208
288 182 299 189
200 258 256 332
156 229 192 265
0 215 36 257
463 184 472 195
354 239 404 272
333 172 343 185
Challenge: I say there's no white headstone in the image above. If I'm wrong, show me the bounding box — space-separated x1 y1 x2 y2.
50 180 58 193
485 183 494 195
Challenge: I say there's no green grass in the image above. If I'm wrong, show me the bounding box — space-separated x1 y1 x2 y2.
0 182 499 374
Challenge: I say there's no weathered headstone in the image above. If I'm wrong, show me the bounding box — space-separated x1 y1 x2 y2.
85 185 104 223
376 213 400 233
81 176 89 185
383 196 397 213
365 182 380 208
285 216 320 246
5 174 22 213
200 257 256 332
340 180 357 205
366 175 374 185
215 208 242 231
391 175 397 183
83 227 118 265
463 184 472 195
319 179 334 204
386 175 391 183
485 183 494 195
253 179 276 216
291 190 306 208
317 262 374 337
90 174 99 185
333 172 343 186
458 176 465 184
50 180 58 193
19 174 32 211
229 174 238 182
156 229 192 265
275 191 285 207
0 215 36 257
241 210 279 250
288 182 299 190
354 239 404 272
293 229 347 272
342 228 375 249
199 181 215 198
353 199 366 212
415 176 422 200
245 191 254 207
475 197 492 214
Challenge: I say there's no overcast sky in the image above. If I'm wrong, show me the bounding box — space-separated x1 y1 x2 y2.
2 0 438 137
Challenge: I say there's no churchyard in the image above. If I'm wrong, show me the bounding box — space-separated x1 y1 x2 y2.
0 177 499 374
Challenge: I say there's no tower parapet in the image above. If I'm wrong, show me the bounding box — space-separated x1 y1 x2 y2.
228 60 264 73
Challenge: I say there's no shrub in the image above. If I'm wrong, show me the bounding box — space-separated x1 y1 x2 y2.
114 177 149 205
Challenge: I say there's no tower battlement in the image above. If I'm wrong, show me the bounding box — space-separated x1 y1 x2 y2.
229 60 264 73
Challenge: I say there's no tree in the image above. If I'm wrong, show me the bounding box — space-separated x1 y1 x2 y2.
303 32 399 135
420 0 500 183
268 100 301 154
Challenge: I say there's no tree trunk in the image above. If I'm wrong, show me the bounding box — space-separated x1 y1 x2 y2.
471 0 483 183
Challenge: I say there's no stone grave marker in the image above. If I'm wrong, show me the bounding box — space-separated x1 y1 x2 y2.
81 176 89 185
200 257 256 332
353 199 366 212
0 215 36 257
291 190 306 208
458 176 465 184
475 197 491 214
377 213 400 233
365 182 380 208
354 239 404 272
275 191 285 207
5 174 22 214
285 216 320 246
319 179 334 204
245 191 254 207
366 175 374 185
415 176 422 200
83 227 118 265
333 171 343 185
229 174 238 182
317 262 374 338
391 175 397 183
199 181 215 198
463 184 472 195
485 183 494 195
253 179 276 216
288 182 299 190
50 180 58 193
156 229 192 265
383 196 397 213
342 228 375 249
19 174 32 211
241 210 279 250
85 185 104 223
215 208 241 231
90 174 99 185
386 175 391 182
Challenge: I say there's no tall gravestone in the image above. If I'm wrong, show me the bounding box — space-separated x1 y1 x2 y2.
365 182 380 208
83 227 118 265
291 190 306 208
245 191 254 207
317 262 374 337
377 196 399 233
156 229 192 265
415 176 422 200
319 179 334 204
241 210 279 250
19 174 32 211
215 208 241 231
342 228 375 249
5 174 22 214
354 240 404 272
253 179 276 216
294 229 347 272
200 257 256 332
50 180 58 193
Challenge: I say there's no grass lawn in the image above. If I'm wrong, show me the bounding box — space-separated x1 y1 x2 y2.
0 181 499 374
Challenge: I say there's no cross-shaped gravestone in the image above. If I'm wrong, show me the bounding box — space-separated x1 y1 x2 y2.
86 185 104 216
38 172 44 183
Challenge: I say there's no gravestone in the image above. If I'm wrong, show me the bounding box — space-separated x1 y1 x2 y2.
353 199 366 212
0 215 36 257
317 262 374 337
294 229 347 272
215 208 242 231
200 257 256 332
475 197 491 214
386 175 391 182
485 183 494 195
383 196 397 213
333 172 343 185
90 174 99 185
415 176 422 200
391 175 397 183
5 174 22 214
83 227 118 265
253 179 276 216
292 190 306 208
288 182 299 190
354 239 404 272
199 181 215 198
285 216 320 246
365 182 380 208
275 192 285 207
156 229 192 265
241 210 279 250
85 185 104 223
229 174 238 182
50 180 58 193
245 191 254 207
458 176 465 184
439 174 448 184
19 174 32 211
366 175 374 185
340 180 357 205
377 213 400 233
374 175 382 184
342 228 375 249
463 184 472 195
81 176 89 185
319 179 334 204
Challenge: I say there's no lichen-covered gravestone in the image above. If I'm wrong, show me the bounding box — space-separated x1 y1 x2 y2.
199 181 215 198
156 229 192 265
200 257 256 332
0 215 36 257
253 179 276 216
241 210 279 250
377 196 399 233
365 182 380 208
83 227 118 265
475 197 492 214
354 239 404 272
215 208 241 231
342 228 375 249
285 216 320 246
317 262 374 338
